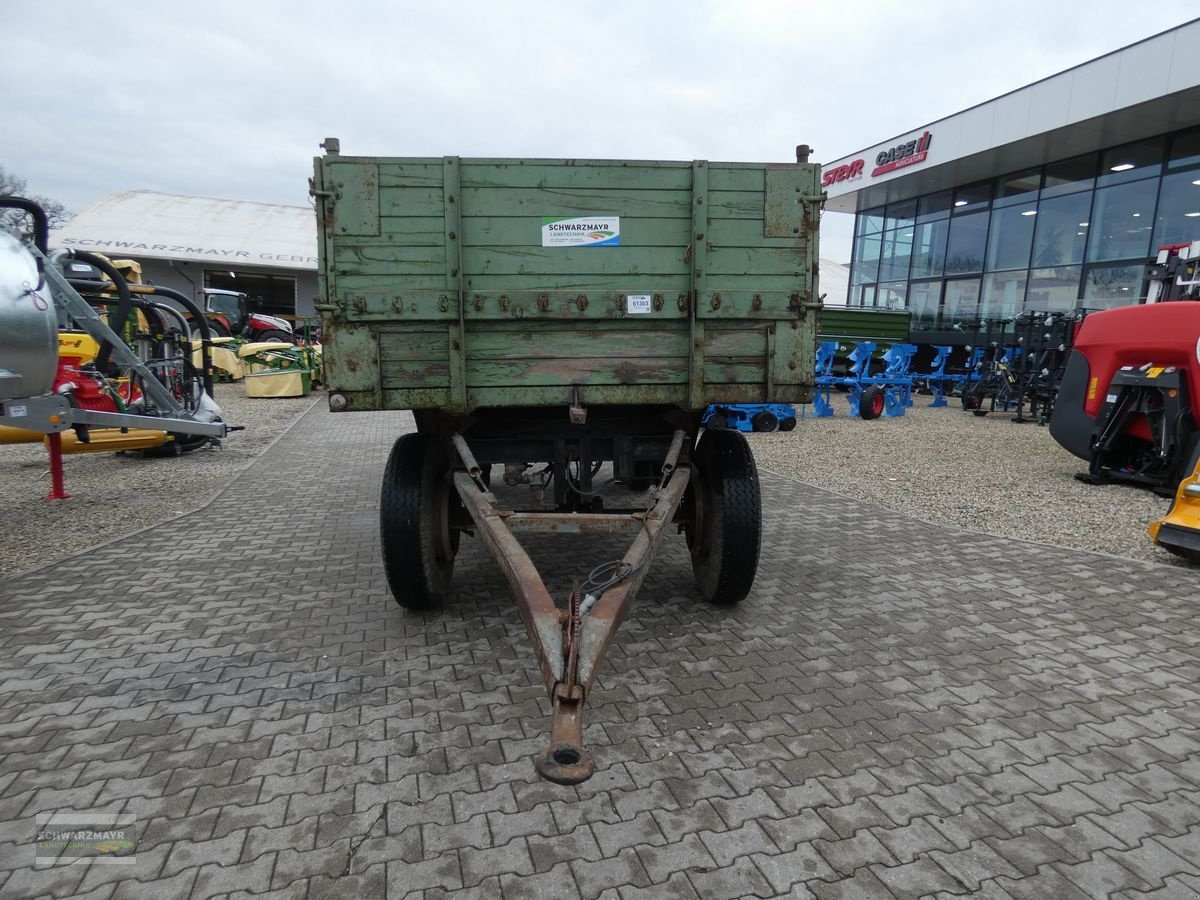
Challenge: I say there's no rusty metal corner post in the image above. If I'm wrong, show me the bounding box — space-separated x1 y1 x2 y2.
450 431 691 784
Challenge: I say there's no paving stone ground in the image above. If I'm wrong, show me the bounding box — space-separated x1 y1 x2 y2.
4 402 1200 899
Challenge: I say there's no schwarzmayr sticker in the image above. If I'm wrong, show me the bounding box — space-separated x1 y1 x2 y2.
541 216 620 248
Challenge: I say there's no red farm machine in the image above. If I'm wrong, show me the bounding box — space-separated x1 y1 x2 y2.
1049 242 1200 560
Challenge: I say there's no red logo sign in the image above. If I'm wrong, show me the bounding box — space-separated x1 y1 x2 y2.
821 158 864 187
872 131 932 177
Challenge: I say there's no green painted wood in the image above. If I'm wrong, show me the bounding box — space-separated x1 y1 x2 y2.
443 156 468 411
378 328 449 361
461 246 689 276
381 359 452 389
688 160 708 408
315 150 820 413
705 329 767 357
466 328 688 359
702 361 766 384
460 162 694 191
461 216 690 247
818 307 912 342
466 357 688 387
460 186 691 218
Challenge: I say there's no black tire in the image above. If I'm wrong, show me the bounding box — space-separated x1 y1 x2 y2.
686 429 761 604
380 433 458 609
751 411 779 432
207 319 232 339
961 387 983 411
779 417 797 432
257 329 294 344
859 385 885 420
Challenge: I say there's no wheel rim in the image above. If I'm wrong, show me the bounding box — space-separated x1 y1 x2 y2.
872 392 884 416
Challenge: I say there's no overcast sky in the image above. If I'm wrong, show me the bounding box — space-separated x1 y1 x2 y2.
4 1 1197 263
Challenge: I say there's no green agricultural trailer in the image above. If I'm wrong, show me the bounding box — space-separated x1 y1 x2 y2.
313 139 821 783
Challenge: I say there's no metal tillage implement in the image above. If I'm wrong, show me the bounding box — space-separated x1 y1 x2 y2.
312 141 822 782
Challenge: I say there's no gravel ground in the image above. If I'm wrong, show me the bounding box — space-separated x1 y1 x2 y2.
747 399 1188 568
0 384 318 579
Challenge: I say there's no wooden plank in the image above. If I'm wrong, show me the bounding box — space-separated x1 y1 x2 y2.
335 273 451 292
332 244 444 275
707 190 765 219
703 361 767 383
350 217 446 246
461 274 690 292
459 186 691 218
708 167 767 192
461 216 690 247
379 329 449 361
466 383 687 409
707 246 811 277
461 246 688 277
466 328 688 360
705 329 766 357
707 218 808 249
378 186 451 216
381 359 452 389
376 163 446 188
460 161 694 191
466 357 687 387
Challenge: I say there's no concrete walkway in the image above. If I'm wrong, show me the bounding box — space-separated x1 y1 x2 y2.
3 402 1200 899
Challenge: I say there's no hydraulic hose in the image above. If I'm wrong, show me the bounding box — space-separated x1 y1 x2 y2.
139 284 215 397
0 196 50 288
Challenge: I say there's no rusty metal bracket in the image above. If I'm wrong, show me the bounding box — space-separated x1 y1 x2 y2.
450 430 691 784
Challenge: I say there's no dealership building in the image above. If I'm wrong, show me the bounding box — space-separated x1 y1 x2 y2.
52 190 318 321
822 18 1200 342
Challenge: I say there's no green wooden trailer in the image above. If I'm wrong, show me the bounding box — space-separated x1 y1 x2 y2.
313 139 821 782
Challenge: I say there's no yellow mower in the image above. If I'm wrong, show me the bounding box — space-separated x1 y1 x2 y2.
1150 456 1200 563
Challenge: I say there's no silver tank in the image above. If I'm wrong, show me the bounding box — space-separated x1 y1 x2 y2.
0 230 58 401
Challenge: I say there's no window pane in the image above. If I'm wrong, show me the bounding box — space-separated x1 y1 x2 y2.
911 218 949 278
952 182 991 215
985 202 1037 271
850 284 875 307
1167 127 1200 171
1083 263 1146 307
884 199 917 231
879 228 913 282
917 191 952 222
852 233 881 284
1032 191 1091 267
1086 180 1157 262
943 279 981 323
1026 266 1081 312
1098 137 1165 187
1042 153 1097 199
945 210 989 274
981 270 1028 320
1152 169 1200 249
856 207 884 237
906 280 942 327
877 282 907 310
994 169 1041 208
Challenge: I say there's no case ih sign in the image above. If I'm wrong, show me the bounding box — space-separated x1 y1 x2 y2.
872 131 933 176
822 130 934 187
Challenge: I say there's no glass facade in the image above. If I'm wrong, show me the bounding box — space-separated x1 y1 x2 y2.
845 126 1200 329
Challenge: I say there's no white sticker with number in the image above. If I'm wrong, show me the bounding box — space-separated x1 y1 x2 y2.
8 405 27 417
626 294 652 315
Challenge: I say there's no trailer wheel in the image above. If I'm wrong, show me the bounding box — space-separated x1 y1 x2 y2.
380 433 458 609
686 429 761 604
859 385 885 420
